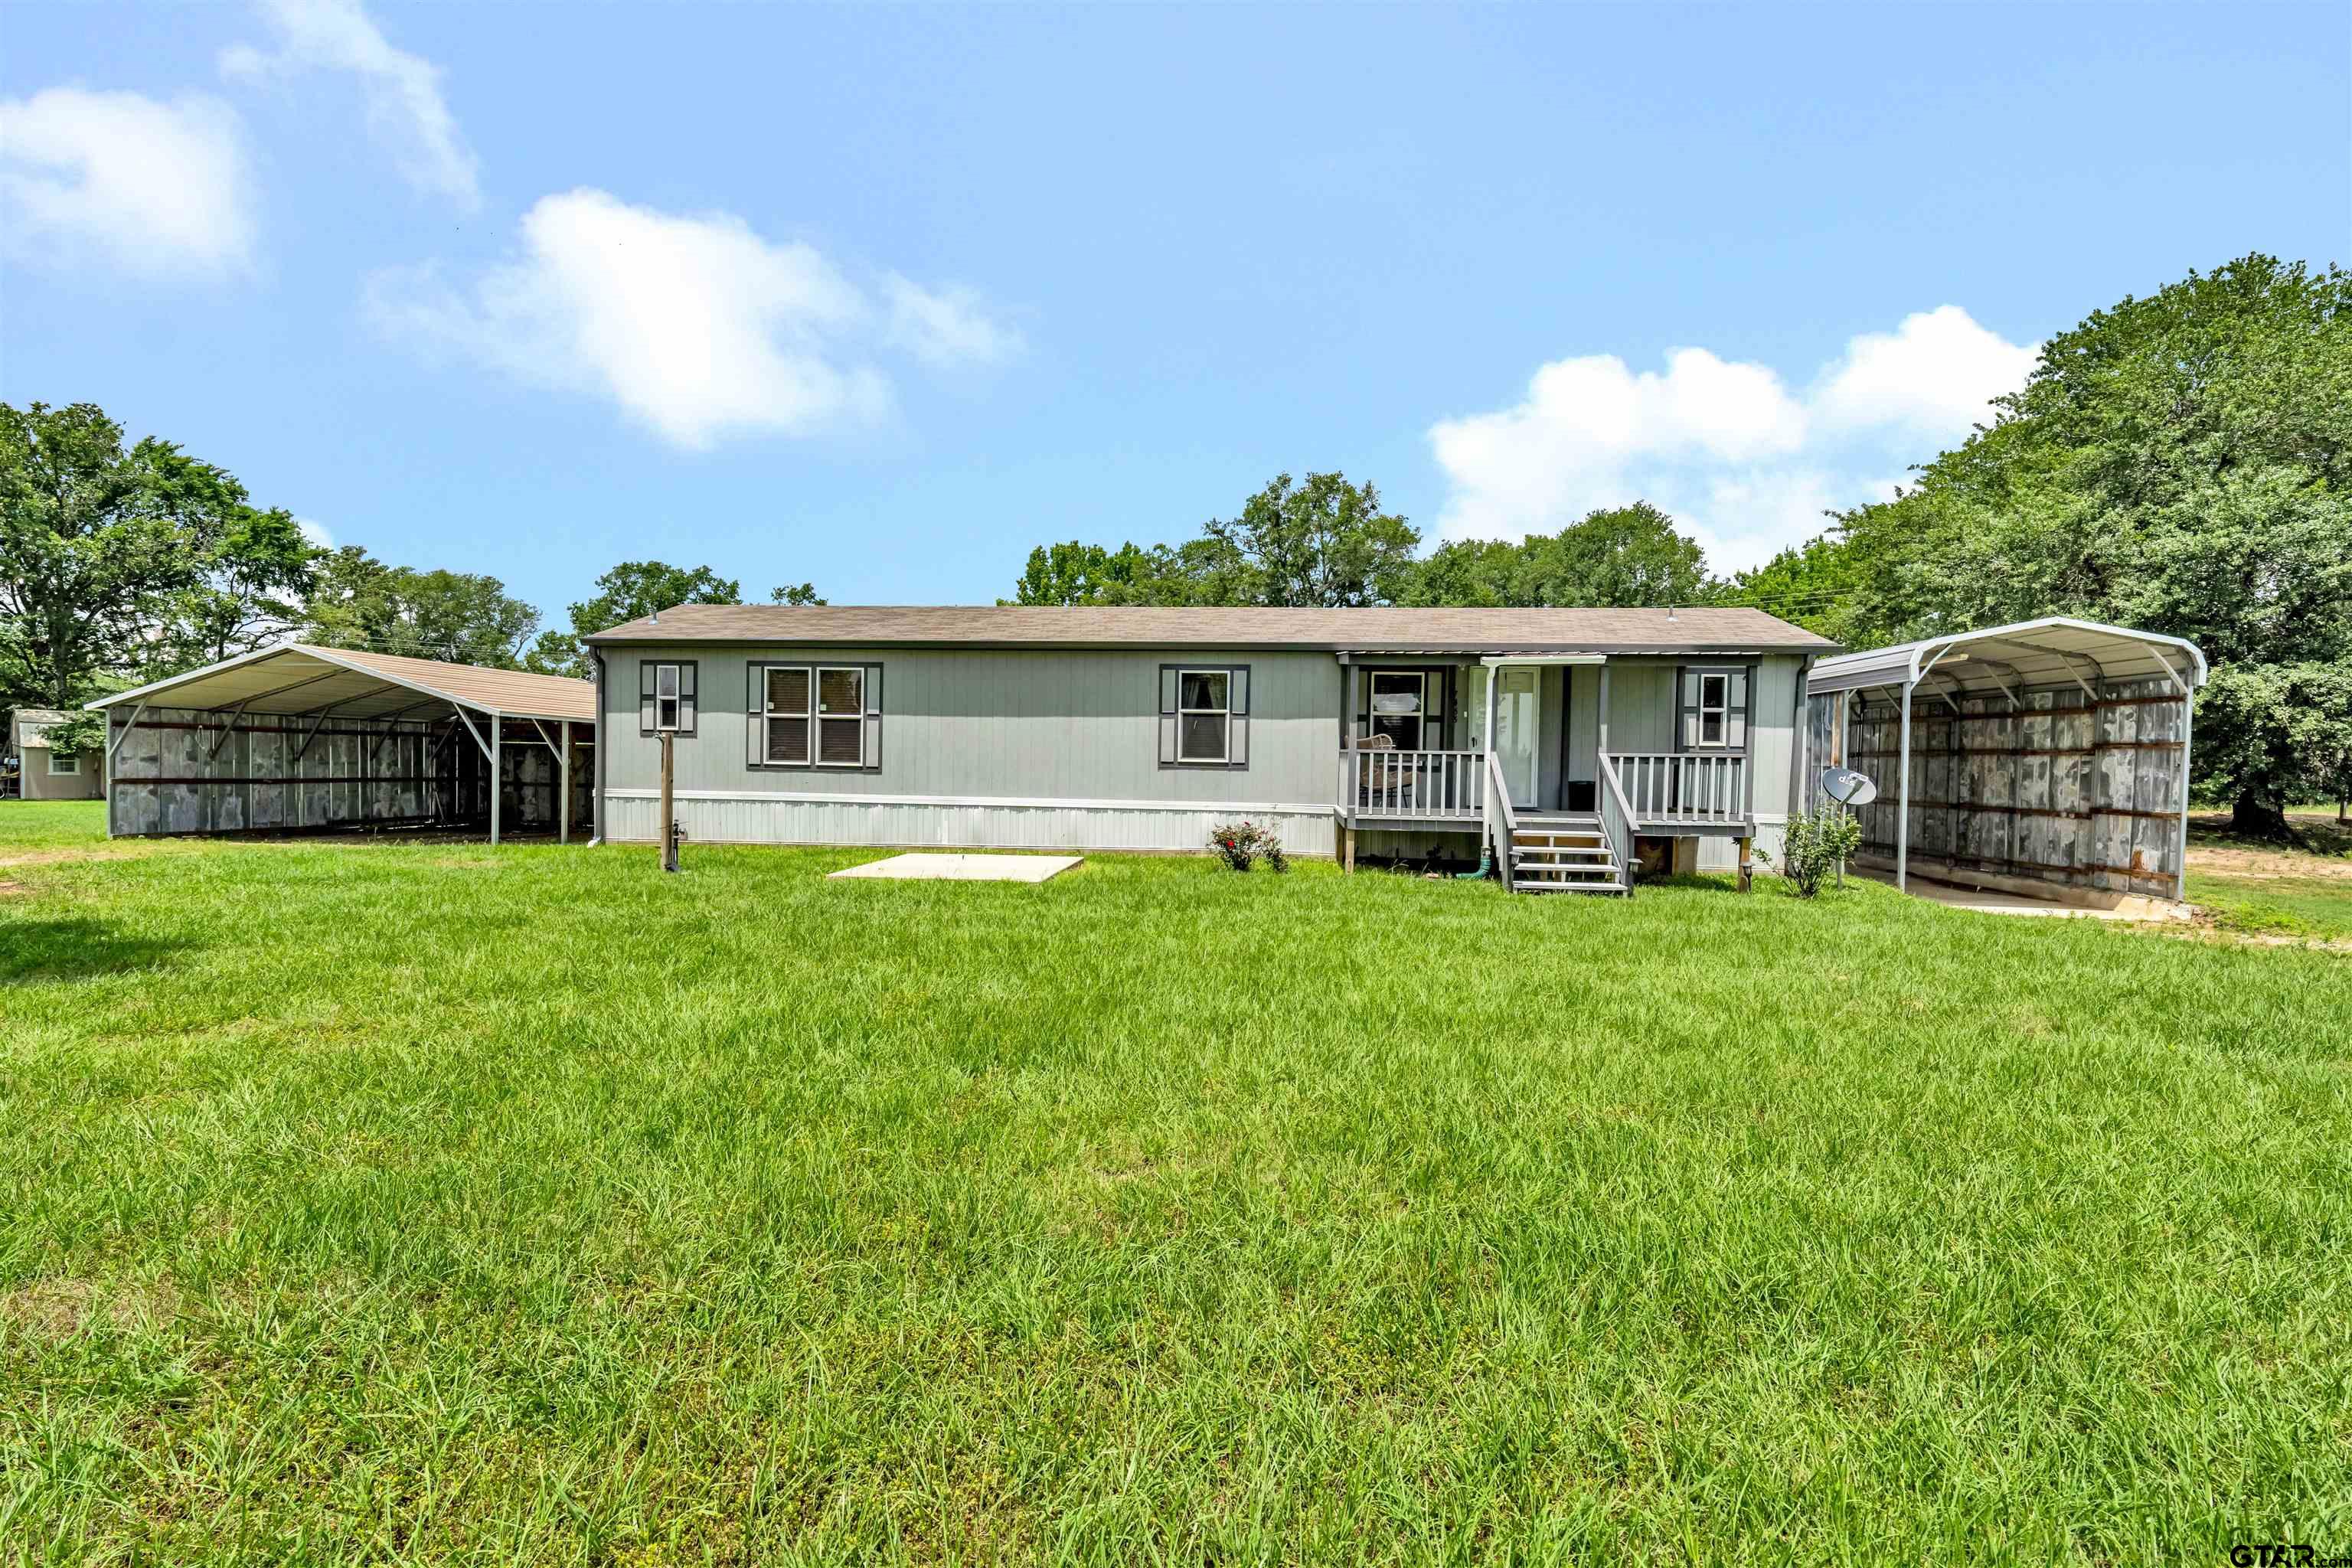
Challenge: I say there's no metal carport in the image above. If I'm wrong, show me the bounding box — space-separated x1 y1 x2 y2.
1805 617 2208 900
86 644 596 844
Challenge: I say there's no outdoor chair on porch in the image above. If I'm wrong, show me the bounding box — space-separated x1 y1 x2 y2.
1355 732 1403 811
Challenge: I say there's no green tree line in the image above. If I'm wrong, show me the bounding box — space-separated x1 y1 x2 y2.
8 253 2344 827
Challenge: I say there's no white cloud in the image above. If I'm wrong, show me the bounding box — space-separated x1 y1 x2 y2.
1427 307 2036 570
1812 305 2040 437
222 0 478 209
367 188 1016 449
0 87 256 276
884 275 1024 368
296 517 334 547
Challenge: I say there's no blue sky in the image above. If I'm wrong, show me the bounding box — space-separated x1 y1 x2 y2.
5 2 2346 624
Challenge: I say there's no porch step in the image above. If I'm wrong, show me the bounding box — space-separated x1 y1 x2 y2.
1505 812 1621 892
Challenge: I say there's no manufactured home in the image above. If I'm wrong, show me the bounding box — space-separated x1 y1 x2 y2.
583 606 1838 893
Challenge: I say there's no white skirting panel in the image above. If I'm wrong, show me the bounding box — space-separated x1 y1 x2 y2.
602 791 1340 856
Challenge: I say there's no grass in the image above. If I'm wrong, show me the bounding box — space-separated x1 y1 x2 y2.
2187 811 2352 944
2 799 2349 1564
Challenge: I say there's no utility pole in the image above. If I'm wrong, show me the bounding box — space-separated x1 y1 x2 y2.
659 729 678 872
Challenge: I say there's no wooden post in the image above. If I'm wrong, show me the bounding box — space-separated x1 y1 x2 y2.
1737 835 1753 893
489 719 501 846
659 730 678 873
1340 817 1355 874
559 720 572 845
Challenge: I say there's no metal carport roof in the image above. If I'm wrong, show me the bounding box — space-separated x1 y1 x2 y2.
87 643 595 724
1807 616 2207 701
86 644 595 845
1806 617 2207 902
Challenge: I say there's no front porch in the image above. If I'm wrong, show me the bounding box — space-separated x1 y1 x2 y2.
1336 653 1759 893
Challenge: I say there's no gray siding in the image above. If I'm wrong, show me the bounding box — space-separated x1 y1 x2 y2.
603 646 1344 805
595 644 1810 861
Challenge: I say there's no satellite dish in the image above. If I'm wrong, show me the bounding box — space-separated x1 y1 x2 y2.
1820 766 1877 806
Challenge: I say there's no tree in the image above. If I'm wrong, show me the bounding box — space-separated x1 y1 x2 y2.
1831 255 2352 835
300 547 540 669
1 400 292 710
525 560 745 676
1196 472 1419 607
145 505 316 675
1003 472 1418 608
1404 501 1713 608
1712 531 1859 639
1004 541 1187 606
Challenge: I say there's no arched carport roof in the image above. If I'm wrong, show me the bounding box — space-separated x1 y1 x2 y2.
1807 616 2207 703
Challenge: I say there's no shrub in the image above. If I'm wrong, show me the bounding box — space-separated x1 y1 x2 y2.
1207 820 1288 872
1753 804 1864 898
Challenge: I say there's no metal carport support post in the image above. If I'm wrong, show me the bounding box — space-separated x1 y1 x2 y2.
1896 678 1913 892
449 704 501 845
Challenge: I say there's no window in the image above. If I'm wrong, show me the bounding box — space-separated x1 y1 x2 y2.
1367 671 1430 750
48 749 79 775
763 665 811 764
817 666 865 767
639 660 697 737
1178 670 1230 762
1678 665 1749 750
750 662 880 769
1697 673 1729 746
1158 665 1250 768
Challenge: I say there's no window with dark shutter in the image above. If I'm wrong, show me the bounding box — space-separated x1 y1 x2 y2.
641 659 698 737
1677 665 1749 750
1159 664 1250 769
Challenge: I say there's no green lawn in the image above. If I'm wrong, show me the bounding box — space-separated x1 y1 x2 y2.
3 800 2349 1564
2187 812 2352 944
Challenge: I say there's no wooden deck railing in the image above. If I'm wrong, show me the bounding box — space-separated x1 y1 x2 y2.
1605 752 1749 825
1595 753 1637 894
1348 747 1486 819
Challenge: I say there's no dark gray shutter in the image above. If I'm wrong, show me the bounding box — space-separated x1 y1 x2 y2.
1675 668 1694 752
745 662 763 768
1158 666 1178 765
678 662 697 735
863 663 883 770
1727 667 1750 751
1353 667 1368 743
1228 665 1250 769
639 660 657 735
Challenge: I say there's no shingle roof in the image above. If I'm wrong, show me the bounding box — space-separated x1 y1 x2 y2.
583 604 1836 652
87 643 596 723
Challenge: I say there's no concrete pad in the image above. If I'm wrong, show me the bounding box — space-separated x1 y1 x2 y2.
1857 867 2190 921
828 853 1083 883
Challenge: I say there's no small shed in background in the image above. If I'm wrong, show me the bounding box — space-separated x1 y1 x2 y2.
1805 617 2207 901
8 708 106 802
85 645 596 844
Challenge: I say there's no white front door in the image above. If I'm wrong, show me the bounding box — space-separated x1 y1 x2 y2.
1493 667 1540 808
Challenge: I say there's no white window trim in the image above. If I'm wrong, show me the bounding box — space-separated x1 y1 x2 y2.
761 663 814 768
655 662 683 734
1177 668 1232 764
48 750 80 775
815 665 865 769
1367 670 1433 751
1695 671 1732 748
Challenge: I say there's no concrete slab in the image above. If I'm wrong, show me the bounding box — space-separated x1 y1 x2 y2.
828 853 1083 884
1857 867 2190 922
